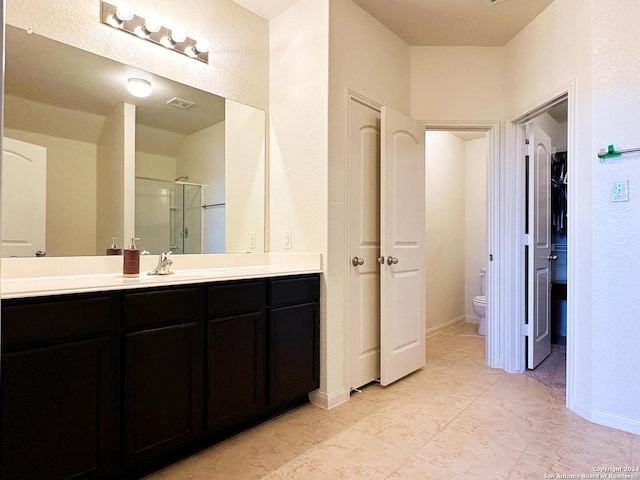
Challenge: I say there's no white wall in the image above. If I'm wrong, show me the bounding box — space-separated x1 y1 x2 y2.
590 0 640 434
425 132 466 333
530 112 567 149
269 0 330 399
225 101 266 253
465 137 488 321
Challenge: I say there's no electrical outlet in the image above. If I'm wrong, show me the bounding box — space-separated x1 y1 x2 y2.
248 232 256 249
284 231 292 249
611 180 629 202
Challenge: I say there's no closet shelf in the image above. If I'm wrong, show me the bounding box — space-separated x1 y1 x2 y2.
598 144 640 162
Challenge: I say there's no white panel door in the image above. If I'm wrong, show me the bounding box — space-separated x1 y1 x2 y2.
347 99 381 390
380 106 426 386
527 123 552 369
1 137 47 257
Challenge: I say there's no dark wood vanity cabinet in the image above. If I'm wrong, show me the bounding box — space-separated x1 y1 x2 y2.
0 295 116 480
206 281 266 434
0 273 320 480
121 287 204 475
267 276 320 410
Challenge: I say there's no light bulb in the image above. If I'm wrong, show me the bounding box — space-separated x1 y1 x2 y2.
115 2 134 22
145 17 161 33
194 38 210 54
127 78 152 98
170 29 187 44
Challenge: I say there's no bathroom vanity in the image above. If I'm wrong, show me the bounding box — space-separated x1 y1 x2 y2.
0 266 320 479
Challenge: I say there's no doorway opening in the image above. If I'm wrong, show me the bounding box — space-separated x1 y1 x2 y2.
424 130 489 350
523 99 568 396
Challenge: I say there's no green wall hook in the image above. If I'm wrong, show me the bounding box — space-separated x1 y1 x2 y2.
598 145 622 160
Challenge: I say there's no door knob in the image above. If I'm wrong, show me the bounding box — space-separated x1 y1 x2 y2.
386 256 398 265
377 256 386 264
548 254 558 261
351 256 365 266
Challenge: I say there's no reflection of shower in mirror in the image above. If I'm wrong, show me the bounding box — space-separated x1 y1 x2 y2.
135 177 224 256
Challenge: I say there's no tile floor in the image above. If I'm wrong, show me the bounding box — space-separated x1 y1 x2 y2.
145 323 639 480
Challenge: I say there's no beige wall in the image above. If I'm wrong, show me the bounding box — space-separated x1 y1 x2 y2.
464 137 488 321
425 132 466 334
410 47 505 121
4 127 98 256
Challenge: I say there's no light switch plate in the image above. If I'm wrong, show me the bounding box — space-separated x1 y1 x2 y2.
284 231 292 249
611 180 629 202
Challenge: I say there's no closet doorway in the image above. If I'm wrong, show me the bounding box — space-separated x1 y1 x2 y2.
524 99 568 392
346 94 426 392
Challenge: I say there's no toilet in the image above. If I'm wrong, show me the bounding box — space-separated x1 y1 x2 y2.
472 294 487 335
472 267 487 335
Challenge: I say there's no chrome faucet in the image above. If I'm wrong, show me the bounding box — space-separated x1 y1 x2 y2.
148 251 174 275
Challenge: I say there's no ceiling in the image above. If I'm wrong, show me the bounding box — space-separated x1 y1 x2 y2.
233 0 555 46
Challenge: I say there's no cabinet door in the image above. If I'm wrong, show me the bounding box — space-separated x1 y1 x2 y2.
123 323 202 472
207 312 265 434
1 339 111 480
268 303 319 408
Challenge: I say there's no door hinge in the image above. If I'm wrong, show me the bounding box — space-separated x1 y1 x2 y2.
523 233 531 246
523 323 532 336
525 143 531 156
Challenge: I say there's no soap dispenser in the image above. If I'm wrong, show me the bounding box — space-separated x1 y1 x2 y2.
106 237 122 255
123 237 141 278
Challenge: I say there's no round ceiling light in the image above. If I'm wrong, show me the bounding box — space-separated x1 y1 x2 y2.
127 78 152 98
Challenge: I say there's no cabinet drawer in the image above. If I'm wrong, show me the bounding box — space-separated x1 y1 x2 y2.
124 287 200 330
268 276 320 307
207 281 265 317
1 296 112 352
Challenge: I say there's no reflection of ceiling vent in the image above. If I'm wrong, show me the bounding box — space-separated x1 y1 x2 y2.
486 0 508 4
167 97 196 110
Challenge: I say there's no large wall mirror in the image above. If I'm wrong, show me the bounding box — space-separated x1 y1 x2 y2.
2 25 265 257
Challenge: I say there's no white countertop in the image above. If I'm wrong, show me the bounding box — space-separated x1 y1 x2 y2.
1 253 322 299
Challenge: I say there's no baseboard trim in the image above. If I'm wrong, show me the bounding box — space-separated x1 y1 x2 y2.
589 408 640 435
309 388 348 410
466 314 480 325
426 316 466 338
567 398 640 435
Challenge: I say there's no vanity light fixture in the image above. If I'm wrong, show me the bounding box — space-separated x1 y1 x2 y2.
134 17 161 39
100 1 209 63
127 78 152 98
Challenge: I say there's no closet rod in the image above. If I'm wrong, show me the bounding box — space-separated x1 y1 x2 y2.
598 144 640 162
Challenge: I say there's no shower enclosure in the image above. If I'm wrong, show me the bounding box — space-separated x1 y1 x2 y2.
135 177 203 255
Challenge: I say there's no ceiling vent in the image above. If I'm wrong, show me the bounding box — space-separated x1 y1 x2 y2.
486 0 509 4
166 97 196 110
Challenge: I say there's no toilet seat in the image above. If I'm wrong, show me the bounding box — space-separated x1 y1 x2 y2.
473 295 486 304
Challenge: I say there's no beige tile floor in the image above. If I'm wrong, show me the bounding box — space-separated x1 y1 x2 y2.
145 323 638 479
